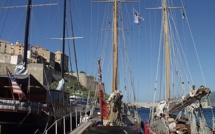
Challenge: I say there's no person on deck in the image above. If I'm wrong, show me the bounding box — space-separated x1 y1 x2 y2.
107 90 123 126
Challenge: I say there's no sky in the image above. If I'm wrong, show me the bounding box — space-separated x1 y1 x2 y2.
0 0 215 103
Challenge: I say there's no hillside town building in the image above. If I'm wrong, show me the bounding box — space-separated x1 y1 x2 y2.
0 40 68 72
0 39 97 92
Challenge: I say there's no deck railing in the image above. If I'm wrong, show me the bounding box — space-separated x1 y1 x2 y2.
44 110 86 134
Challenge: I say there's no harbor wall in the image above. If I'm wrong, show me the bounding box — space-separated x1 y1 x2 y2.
0 63 77 87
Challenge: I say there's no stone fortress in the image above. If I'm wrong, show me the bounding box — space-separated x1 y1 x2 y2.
0 39 99 91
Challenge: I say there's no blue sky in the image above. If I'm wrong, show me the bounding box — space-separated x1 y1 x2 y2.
0 0 215 102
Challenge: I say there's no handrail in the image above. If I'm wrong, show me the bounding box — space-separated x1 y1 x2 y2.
45 110 86 134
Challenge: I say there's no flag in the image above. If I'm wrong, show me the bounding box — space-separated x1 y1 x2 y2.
133 8 144 27
97 59 109 120
56 78 65 90
7 67 27 100
98 86 109 119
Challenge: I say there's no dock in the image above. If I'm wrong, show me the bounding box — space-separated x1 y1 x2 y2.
70 122 93 134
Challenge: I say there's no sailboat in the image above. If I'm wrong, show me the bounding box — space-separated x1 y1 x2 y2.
0 0 79 133
71 0 142 134
144 0 214 134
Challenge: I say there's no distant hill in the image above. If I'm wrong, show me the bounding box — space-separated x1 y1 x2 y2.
208 91 215 107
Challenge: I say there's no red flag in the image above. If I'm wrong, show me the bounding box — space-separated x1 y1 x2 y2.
98 85 109 119
98 59 109 120
7 67 27 100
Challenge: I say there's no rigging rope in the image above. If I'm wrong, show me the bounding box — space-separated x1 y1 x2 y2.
0 0 12 38
65 20 73 77
68 0 80 90
165 6 199 98
180 0 206 86
73 0 84 37
150 7 168 120
115 2 140 104
119 4 139 117
91 2 113 95
168 15 187 96
168 10 193 86
153 11 164 102
101 3 112 90
9 11 26 41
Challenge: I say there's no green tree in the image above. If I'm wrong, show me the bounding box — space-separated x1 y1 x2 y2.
50 79 110 100
80 71 86 74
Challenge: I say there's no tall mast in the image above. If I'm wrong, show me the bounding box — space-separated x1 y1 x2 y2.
145 0 185 101
23 0 32 69
112 0 118 93
93 0 139 93
163 0 170 101
61 0 66 79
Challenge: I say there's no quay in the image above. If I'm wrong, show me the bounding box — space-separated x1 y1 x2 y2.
69 122 93 134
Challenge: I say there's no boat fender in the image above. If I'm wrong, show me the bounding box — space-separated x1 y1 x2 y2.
141 121 144 130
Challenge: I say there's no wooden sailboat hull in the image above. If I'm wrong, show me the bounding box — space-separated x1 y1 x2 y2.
0 107 80 134
85 123 141 134
0 74 78 133
0 110 48 126
0 109 50 133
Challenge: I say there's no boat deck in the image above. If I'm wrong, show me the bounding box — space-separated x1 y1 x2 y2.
69 122 93 134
